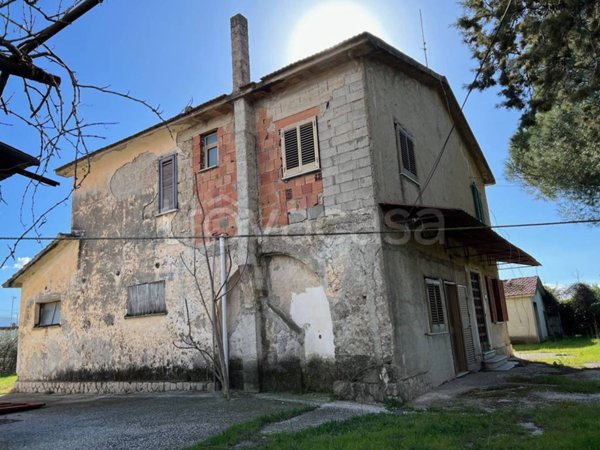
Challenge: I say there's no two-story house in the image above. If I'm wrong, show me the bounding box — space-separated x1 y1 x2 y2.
4 15 538 402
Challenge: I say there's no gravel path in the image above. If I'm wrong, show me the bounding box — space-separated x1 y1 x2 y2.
0 391 303 450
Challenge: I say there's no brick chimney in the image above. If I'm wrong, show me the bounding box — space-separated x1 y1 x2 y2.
230 14 250 91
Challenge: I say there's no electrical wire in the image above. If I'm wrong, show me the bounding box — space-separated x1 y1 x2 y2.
0 217 597 241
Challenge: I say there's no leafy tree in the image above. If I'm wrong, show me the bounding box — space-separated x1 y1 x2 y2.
457 1 600 218
568 283 600 337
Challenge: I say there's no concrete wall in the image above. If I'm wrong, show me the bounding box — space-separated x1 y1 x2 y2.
364 58 490 219
507 291 548 343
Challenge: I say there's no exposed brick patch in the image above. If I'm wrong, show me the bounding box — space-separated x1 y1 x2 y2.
256 107 324 228
192 124 238 236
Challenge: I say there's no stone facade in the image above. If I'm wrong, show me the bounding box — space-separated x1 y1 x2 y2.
5 23 535 402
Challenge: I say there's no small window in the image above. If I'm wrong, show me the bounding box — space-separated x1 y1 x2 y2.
425 279 447 333
281 118 320 179
159 155 177 213
127 281 167 317
471 182 486 224
37 301 61 327
202 132 219 169
396 124 417 179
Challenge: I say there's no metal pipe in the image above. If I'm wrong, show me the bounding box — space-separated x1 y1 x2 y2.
220 235 229 376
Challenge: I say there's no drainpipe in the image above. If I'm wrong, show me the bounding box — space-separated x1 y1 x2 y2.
220 235 229 376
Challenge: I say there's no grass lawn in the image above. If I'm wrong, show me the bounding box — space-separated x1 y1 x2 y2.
513 337 600 368
257 403 600 449
190 406 316 449
0 374 17 394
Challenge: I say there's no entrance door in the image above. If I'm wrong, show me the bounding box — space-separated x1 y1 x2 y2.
445 283 468 374
470 272 490 351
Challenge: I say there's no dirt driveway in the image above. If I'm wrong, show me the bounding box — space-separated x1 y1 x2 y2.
0 391 308 450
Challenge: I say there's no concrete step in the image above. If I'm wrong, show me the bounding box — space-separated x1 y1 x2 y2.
492 361 519 371
483 354 509 371
482 350 496 361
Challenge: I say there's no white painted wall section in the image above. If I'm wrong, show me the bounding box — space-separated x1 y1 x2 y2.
290 286 335 359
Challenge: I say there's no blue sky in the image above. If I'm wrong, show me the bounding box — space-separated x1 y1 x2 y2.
0 0 598 325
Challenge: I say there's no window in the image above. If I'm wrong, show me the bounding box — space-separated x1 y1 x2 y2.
396 124 417 179
158 155 177 213
127 281 167 317
201 131 219 169
37 301 61 327
425 278 447 333
485 277 508 323
281 118 320 178
471 182 486 224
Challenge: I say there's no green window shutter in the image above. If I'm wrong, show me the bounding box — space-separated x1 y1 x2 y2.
471 183 485 223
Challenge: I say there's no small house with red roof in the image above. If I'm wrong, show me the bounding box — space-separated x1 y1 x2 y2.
503 276 562 343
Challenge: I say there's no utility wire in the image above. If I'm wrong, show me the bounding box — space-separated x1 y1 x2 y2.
410 0 514 212
0 218 597 241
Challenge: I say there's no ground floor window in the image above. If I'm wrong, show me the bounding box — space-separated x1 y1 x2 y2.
425 278 447 333
37 301 61 327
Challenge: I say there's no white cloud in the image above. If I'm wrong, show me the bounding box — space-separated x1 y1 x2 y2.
13 257 31 270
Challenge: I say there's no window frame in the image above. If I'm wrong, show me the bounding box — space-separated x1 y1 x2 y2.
395 123 418 182
158 154 178 214
201 131 219 171
36 301 61 327
281 117 320 180
424 278 448 334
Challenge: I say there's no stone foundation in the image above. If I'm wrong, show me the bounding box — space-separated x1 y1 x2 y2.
14 380 211 395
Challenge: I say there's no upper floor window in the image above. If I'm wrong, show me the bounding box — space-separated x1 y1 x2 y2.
471 182 486 224
158 155 177 213
37 301 61 327
425 278 447 333
396 124 417 180
281 118 320 179
202 132 219 170
127 281 167 317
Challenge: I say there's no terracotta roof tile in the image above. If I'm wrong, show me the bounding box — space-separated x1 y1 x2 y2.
503 276 539 297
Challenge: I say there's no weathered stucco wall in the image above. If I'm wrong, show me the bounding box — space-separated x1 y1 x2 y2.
364 58 491 220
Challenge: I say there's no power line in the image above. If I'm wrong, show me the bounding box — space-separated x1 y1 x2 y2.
410 0 514 211
0 218 597 242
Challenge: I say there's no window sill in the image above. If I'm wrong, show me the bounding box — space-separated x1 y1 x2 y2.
401 171 420 185
124 312 168 319
156 208 178 218
282 167 321 182
425 331 448 336
34 324 61 329
199 165 219 173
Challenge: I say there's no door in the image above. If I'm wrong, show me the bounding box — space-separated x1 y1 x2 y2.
458 285 478 370
470 272 490 351
445 283 468 374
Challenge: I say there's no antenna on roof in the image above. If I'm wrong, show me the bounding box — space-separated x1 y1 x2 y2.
419 9 429 68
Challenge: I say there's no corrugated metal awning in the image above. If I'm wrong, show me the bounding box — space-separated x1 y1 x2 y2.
380 203 540 267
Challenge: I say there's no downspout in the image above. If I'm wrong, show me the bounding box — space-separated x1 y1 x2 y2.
220 235 229 377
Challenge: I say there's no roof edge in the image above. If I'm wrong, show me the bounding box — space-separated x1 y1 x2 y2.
2 232 81 288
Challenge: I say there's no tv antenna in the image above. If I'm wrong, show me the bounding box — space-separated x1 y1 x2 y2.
419 9 429 67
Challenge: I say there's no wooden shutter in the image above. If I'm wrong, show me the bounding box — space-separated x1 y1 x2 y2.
397 125 417 177
486 276 499 323
159 155 177 212
127 281 166 317
281 118 320 178
471 183 485 223
495 279 509 322
458 285 477 367
426 279 445 332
